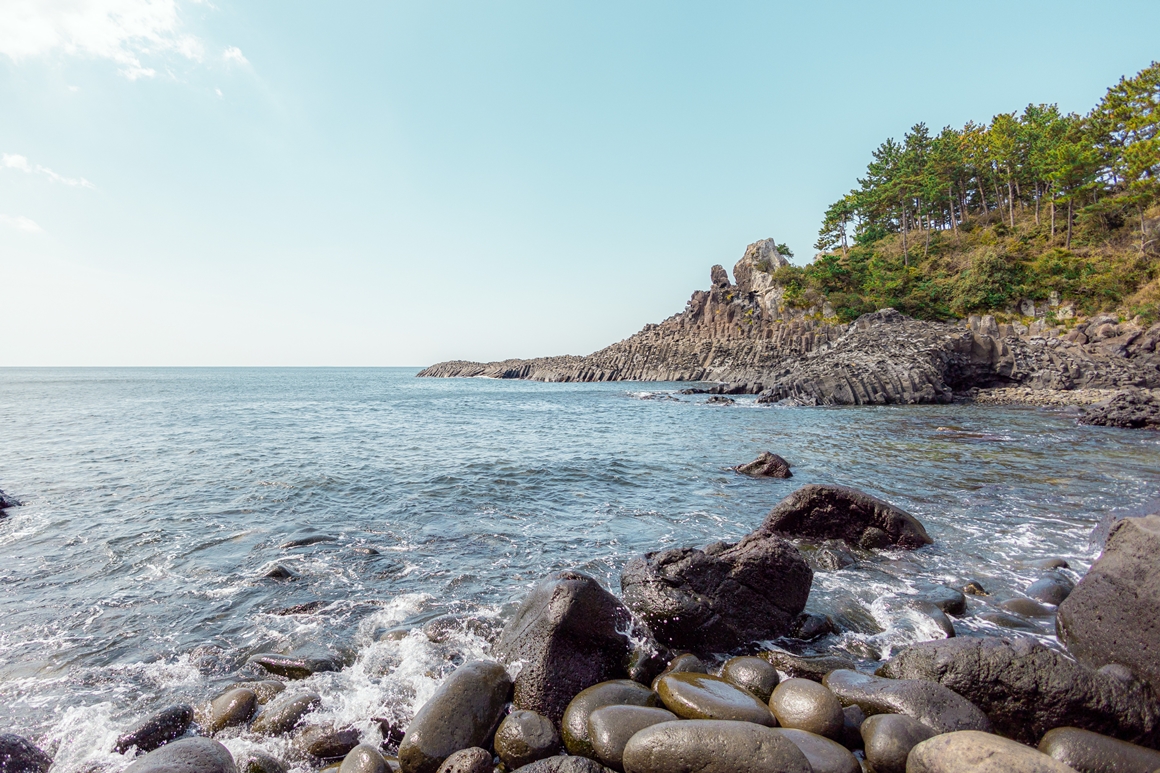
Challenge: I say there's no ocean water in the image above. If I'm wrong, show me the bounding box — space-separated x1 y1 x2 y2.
2 367 1159 771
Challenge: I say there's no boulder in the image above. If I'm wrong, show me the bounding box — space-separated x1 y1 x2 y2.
758 649 857 683
822 669 991 734
433 748 491 773
771 729 859 773
296 725 361 760
123 738 236 773
251 692 321 735
914 585 967 616
1079 389 1160 429
1039 727 1160 773
879 636 1160 747
114 703 195 753
249 654 338 680
494 710 561 770
907 730 1079 773
758 484 932 549
511 758 606 773
0 735 51 773
203 688 258 733
561 680 659 759
492 571 632 723
398 660 512 773
621 720 811 773
768 678 844 740
719 656 780 703
620 534 812 656
1026 572 1075 606
340 746 390 773
588 706 677 771
1057 515 1160 695
859 714 936 773
655 673 774 725
732 452 792 479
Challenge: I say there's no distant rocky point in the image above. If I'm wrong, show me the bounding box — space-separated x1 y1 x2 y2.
419 239 1160 407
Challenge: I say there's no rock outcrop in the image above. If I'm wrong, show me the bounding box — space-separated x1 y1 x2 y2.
758 484 932 549
1079 388 1160 429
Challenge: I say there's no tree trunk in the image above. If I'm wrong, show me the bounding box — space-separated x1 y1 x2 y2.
1050 193 1055 240
1034 183 1040 226
1006 178 1015 227
950 187 958 234
977 179 989 214
1066 197 1073 249
901 207 909 267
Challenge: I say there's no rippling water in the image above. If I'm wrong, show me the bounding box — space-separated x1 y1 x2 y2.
2 368 1159 771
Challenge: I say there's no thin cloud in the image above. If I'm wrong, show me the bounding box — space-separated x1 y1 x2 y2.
222 46 247 65
0 214 44 233
3 153 96 188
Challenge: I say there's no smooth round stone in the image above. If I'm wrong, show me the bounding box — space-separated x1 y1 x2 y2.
561 679 659 758
768 678 844 739
205 688 258 733
340 745 389 773
656 673 774 726
123 737 237 773
719 656 780 703
860 714 936 773
251 692 321 736
433 748 490 773
915 585 967 616
622 719 810 773
1038 727 1160 773
296 725 361 760
999 598 1053 618
772 729 859 773
240 752 287 773
511 757 606 773
588 705 677 771
908 731 1077 773
494 710 561 769
249 654 339 680
1026 573 1075 606
650 654 707 691
114 704 195 753
0 734 52 773
230 680 286 704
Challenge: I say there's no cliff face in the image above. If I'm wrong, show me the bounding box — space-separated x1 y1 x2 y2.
418 239 1160 404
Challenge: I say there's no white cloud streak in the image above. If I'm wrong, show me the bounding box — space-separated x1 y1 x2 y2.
3 153 95 188
0 214 44 233
222 46 247 65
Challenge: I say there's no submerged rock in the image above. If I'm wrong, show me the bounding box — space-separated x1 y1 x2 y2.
249 654 339 680
0 734 52 773
115 703 195 753
561 680 659 758
907 730 1078 773
0 490 22 510
239 751 287 773
655 673 774 725
823 669 991 734
732 452 792 479
621 720 811 773
758 484 932 549
123 738 236 773
768 678 844 740
296 725 361 761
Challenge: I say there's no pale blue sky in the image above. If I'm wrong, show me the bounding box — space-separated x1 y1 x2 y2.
2 1 1158 365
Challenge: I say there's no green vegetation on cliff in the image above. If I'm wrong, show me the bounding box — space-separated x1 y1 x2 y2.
780 62 1160 323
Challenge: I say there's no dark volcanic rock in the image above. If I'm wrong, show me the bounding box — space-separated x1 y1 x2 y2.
561 680 659 759
492 571 632 724
494 710 560 770
908 731 1077 773
732 452 792 479
1079 388 1160 429
123 738 236 773
588 706 677 771
822 670 991 735
621 720 811 773
768 678 844 740
115 704 195 753
1038 726 1160 773
758 649 857 683
0 490 21 510
0 734 52 773
879 636 1160 747
1057 514 1160 695
655 673 774 725
397 660 512 773
620 534 811 657
759 484 932 549
239 752 286 773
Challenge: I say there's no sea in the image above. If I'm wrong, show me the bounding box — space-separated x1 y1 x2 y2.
2 367 1159 772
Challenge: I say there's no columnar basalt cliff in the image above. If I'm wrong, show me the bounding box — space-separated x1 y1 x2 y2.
418 239 1160 405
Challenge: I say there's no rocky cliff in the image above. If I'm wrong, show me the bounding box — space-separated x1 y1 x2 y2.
418 239 1160 405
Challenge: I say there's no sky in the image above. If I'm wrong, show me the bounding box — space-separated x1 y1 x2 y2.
2 1 1159 366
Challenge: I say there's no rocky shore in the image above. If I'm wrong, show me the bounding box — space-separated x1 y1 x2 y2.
418 240 1160 411
9 485 1160 773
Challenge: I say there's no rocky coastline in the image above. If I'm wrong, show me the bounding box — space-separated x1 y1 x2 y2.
8 484 1160 773
418 240 1160 415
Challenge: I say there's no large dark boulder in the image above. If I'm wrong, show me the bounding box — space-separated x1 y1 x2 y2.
123 738 236 773
492 571 632 724
398 660 512 773
1057 515 1160 695
620 534 812 657
821 670 991 734
879 636 1160 747
758 485 932 549
1079 388 1160 429
0 735 51 773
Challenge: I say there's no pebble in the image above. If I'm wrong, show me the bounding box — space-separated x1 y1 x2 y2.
1038 726 1160 773
494 710 561 770
204 688 258 733
719 656 780 702
0 734 52 773
768 678 844 739
860 713 936 773
561 679 659 758
977 610 1039 631
773 729 859 773
588 705 677 771
340 745 390 773
656 673 775 725
621 719 811 773
251 692 321 736
114 703 194 753
907 730 1078 772
123 737 236 773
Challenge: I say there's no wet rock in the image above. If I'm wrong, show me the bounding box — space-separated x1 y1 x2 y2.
1057 515 1160 695
859 713 936 773
879 636 1160 746
562 680 659 758
649 654 706 690
732 452 792 479
1026 572 1075 605
0 734 52 773
758 649 857 683
251 692 321 735
626 640 673 687
811 542 856 571
758 484 932 549
621 719 811 773
492 571 631 724
123 738 236 773
789 612 837 641
494 710 561 770
839 705 865 750
963 580 989 596
1038 727 1160 773
768 678 844 739
822 669 991 734
115 703 195 753
655 673 774 725
296 726 361 760
230 680 286 704
1031 558 1070 570
772 729 859 773
978 609 1039 631
273 601 326 616
511 757 606 773
620 533 811 657
915 585 967 616
263 564 297 580
249 654 339 680
1079 388 1160 429
279 535 337 549
588 706 677 771
0 490 21 510
719 656 780 702
340 746 389 773
999 598 1053 618
398 660 512 773
422 615 502 645
705 396 735 405
239 752 286 773
204 688 258 733
907 730 1078 773
433 748 491 773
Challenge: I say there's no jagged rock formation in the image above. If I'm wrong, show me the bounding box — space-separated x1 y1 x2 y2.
418 240 1160 405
